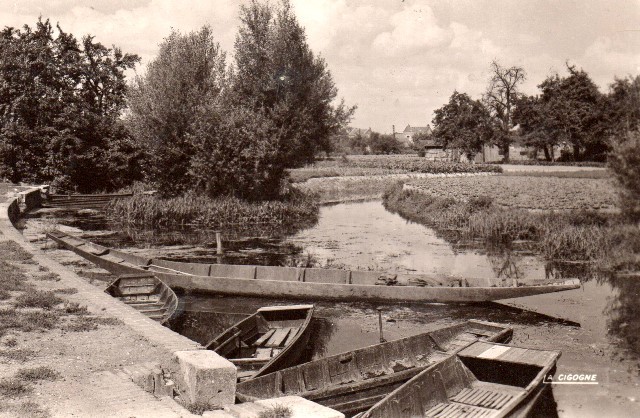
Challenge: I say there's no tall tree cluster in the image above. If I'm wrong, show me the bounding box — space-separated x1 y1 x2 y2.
128 0 353 198
0 19 141 191
433 61 639 162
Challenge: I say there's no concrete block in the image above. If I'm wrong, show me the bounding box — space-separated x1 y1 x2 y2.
254 396 345 418
174 350 237 408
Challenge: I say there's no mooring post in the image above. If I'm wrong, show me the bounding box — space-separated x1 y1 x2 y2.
377 307 386 343
215 231 223 255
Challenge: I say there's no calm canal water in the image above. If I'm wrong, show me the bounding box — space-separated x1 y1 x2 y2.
29 200 639 417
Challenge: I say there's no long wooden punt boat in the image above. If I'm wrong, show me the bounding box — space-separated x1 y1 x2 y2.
358 341 560 418
205 305 314 382
234 320 513 416
46 229 581 303
105 273 179 325
44 192 133 210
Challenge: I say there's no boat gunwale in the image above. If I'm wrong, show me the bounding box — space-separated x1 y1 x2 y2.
204 305 315 380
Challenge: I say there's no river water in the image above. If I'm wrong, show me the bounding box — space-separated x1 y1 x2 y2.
26 200 639 417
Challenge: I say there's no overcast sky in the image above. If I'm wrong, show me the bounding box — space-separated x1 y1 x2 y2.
2 0 639 132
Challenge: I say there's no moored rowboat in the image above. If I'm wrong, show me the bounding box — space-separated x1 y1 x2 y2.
47 229 581 303
105 273 180 325
235 320 513 416
357 340 560 418
205 305 314 381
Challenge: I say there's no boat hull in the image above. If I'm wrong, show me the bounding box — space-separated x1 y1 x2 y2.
156 272 580 303
235 320 513 415
105 273 180 325
206 305 314 381
47 229 582 303
359 341 560 418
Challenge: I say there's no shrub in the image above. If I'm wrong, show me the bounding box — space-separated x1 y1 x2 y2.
608 131 640 221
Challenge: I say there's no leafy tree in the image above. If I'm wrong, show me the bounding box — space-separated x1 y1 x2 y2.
432 91 493 160
0 18 140 191
127 26 226 196
606 75 640 138
189 106 283 200
369 132 402 154
538 65 607 160
608 130 640 221
483 61 526 161
229 0 354 167
512 95 559 161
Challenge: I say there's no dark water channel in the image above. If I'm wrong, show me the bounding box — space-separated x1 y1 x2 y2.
28 201 640 416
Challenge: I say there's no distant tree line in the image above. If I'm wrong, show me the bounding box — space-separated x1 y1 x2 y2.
0 0 354 198
332 131 404 155
432 61 640 163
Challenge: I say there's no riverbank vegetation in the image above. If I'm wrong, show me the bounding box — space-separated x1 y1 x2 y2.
106 190 319 229
383 179 639 272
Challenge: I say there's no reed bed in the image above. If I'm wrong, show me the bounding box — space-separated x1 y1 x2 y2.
383 183 638 269
105 192 319 229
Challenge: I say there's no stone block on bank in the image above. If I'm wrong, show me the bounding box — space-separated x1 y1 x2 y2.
174 350 236 408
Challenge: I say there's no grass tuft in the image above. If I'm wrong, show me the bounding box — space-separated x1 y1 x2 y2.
16 366 61 382
0 378 32 397
60 302 88 315
35 272 61 282
54 288 77 295
258 404 293 418
14 291 62 309
0 241 33 262
62 316 123 332
14 402 50 418
0 349 36 362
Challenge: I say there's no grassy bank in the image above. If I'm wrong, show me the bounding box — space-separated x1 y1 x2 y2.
105 191 319 229
383 183 639 270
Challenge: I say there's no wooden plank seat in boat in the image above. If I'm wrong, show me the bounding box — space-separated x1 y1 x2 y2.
265 328 292 348
254 329 276 347
425 382 523 417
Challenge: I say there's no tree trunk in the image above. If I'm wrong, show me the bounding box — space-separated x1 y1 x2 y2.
543 145 551 161
501 144 510 162
573 145 580 161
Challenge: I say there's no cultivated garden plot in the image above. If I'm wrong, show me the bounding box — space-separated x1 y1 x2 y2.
405 175 618 211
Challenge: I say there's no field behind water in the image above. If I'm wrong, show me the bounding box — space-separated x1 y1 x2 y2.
405 174 617 211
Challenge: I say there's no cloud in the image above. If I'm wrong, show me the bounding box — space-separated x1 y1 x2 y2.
0 0 638 132
372 2 451 55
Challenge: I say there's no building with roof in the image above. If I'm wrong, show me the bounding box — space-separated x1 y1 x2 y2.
394 124 432 146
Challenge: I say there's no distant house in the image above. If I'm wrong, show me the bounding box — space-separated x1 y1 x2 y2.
394 124 432 146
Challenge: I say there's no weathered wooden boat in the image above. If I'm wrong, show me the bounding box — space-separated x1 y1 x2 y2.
44 192 133 210
357 340 560 418
205 305 314 382
105 273 179 325
46 229 581 303
234 320 513 415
